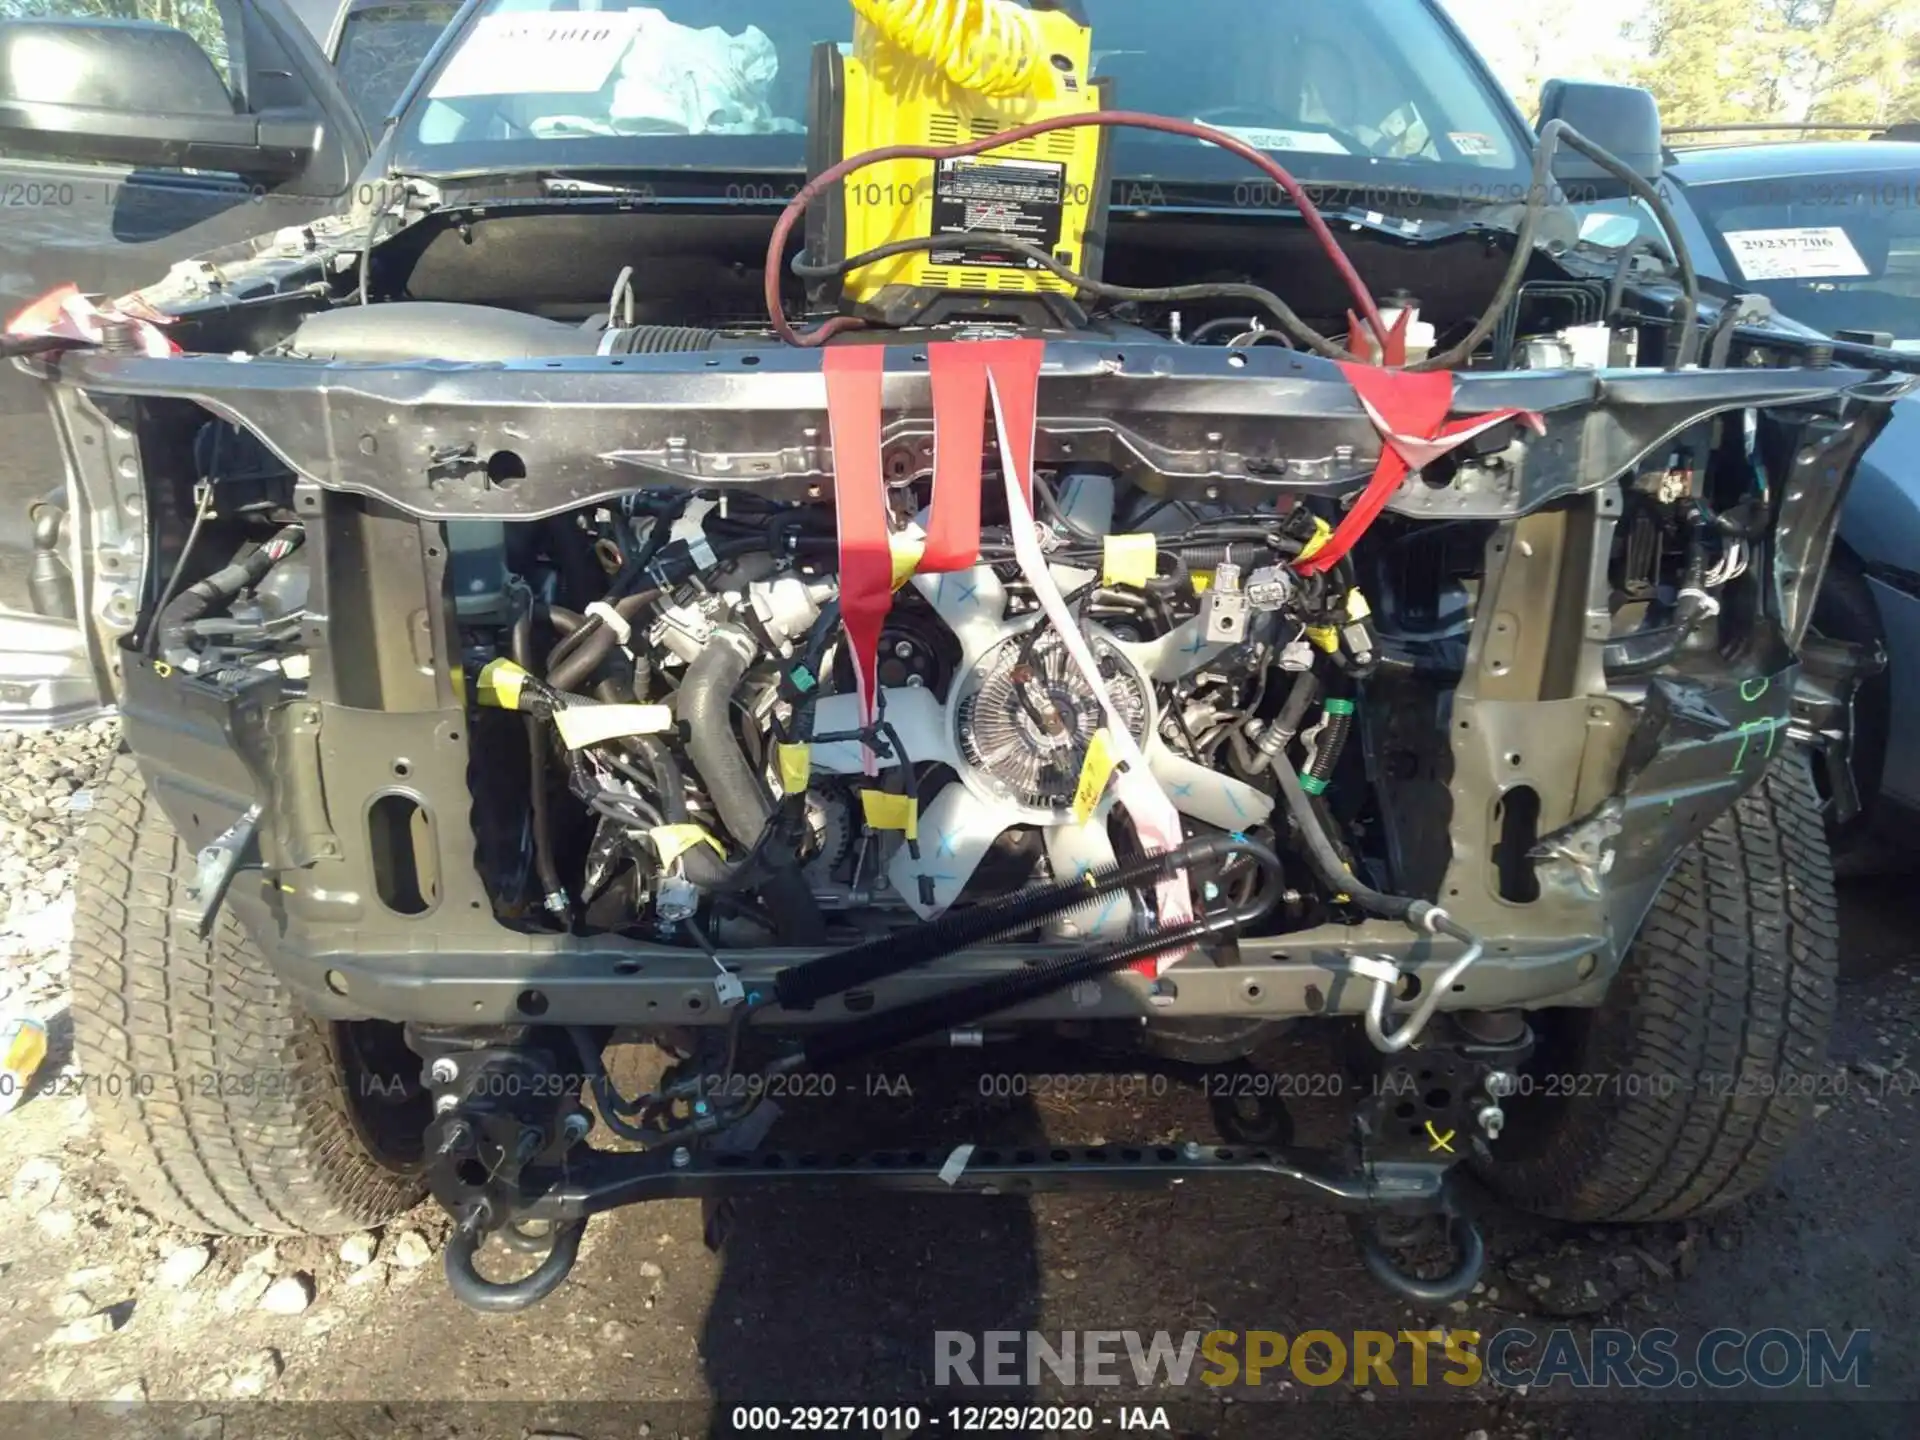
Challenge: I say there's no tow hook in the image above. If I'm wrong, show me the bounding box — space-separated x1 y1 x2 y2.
1351 1211 1486 1306
415 1033 592 1314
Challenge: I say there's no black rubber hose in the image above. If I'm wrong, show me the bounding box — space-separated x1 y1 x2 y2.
543 516 602 610
1546 120 1701 368
546 588 660 694
1271 671 1322 747
793 233 1354 361
154 524 303 653
1603 515 1714 677
1305 698 1355 789
676 627 771 852
1412 119 1698 373
1603 599 1714 675
635 734 734 891
1606 233 1674 321
774 832 1249 1009
443 1220 585 1314
1186 316 1260 344
540 603 585 637
512 613 567 917
1270 756 1419 923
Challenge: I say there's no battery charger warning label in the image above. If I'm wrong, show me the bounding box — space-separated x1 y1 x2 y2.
929 156 1067 269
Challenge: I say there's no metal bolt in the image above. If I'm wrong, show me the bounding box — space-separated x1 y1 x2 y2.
433 1092 460 1115
1181 1140 1204 1161
671 1146 692 1169
563 1113 590 1145
892 640 915 660
436 1120 472 1156
1477 1103 1505 1140
429 1057 459 1085
1485 1070 1518 1099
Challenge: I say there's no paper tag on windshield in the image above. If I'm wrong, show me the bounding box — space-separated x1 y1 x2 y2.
1203 124 1349 156
430 12 641 99
1723 227 1870 281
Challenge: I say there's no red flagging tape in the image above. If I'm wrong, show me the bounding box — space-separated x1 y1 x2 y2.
823 346 891 755
922 342 991 573
1298 364 1543 577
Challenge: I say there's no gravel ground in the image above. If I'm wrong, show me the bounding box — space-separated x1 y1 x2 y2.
0 722 1915 1438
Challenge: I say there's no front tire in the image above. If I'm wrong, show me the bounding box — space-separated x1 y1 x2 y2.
1479 754 1839 1222
70 755 426 1235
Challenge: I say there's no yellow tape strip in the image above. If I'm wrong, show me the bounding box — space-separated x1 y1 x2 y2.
1190 569 1214 595
552 704 675 750
1296 517 1334 565
1070 727 1120 825
777 743 812 796
1345 587 1372 622
648 824 724 868
477 658 531 711
1305 625 1341 654
889 535 925 592
860 790 919 841
1100 533 1157 588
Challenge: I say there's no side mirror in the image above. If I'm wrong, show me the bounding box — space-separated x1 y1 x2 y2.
1537 80 1663 184
0 19 317 181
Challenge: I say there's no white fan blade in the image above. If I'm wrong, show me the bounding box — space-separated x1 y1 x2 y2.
1043 821 1133 939
808 686 954 775
1119 618 1238 684
912 566 1007 668
1055 472 1115 537
1145 736 1276 832
888 782 1008 919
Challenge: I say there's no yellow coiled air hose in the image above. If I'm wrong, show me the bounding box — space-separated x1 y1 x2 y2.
848 0 1046 98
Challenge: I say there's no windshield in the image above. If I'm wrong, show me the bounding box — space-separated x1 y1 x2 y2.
1687 171 1920 346
392 0 1529 200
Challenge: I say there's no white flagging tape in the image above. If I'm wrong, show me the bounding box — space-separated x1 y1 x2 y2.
583 600 634 647
937 1143 976 1187
988 370 1195 970
671 497 719 572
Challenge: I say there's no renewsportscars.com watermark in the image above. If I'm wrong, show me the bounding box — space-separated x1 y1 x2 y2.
935 1328 1872 1391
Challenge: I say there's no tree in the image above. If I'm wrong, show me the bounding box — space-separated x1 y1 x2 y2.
0 0 228 78
1797 0 1918 125
1631 0 1780 127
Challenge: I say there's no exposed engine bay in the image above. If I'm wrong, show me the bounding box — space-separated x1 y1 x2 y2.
12 0 1920 1319
452 472 1352 952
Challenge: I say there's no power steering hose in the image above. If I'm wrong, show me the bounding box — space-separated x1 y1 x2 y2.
770 830 1267 1009
792 867 1274 1072
1268 751 1485 1052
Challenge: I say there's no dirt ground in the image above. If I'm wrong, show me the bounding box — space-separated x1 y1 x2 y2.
2 866 1916 1438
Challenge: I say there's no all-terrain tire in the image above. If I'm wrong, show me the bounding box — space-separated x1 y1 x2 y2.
1479 753 1839 1222
69 754 424 1235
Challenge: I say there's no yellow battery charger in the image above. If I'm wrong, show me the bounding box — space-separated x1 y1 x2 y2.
805 0 1111 328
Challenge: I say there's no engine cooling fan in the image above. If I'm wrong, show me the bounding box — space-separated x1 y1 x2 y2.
805 484 1277 934
954 627 1151 818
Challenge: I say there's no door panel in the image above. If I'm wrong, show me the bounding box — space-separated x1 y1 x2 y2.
0 0 370 724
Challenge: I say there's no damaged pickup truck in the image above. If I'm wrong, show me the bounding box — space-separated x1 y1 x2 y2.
4 0 1915 1311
